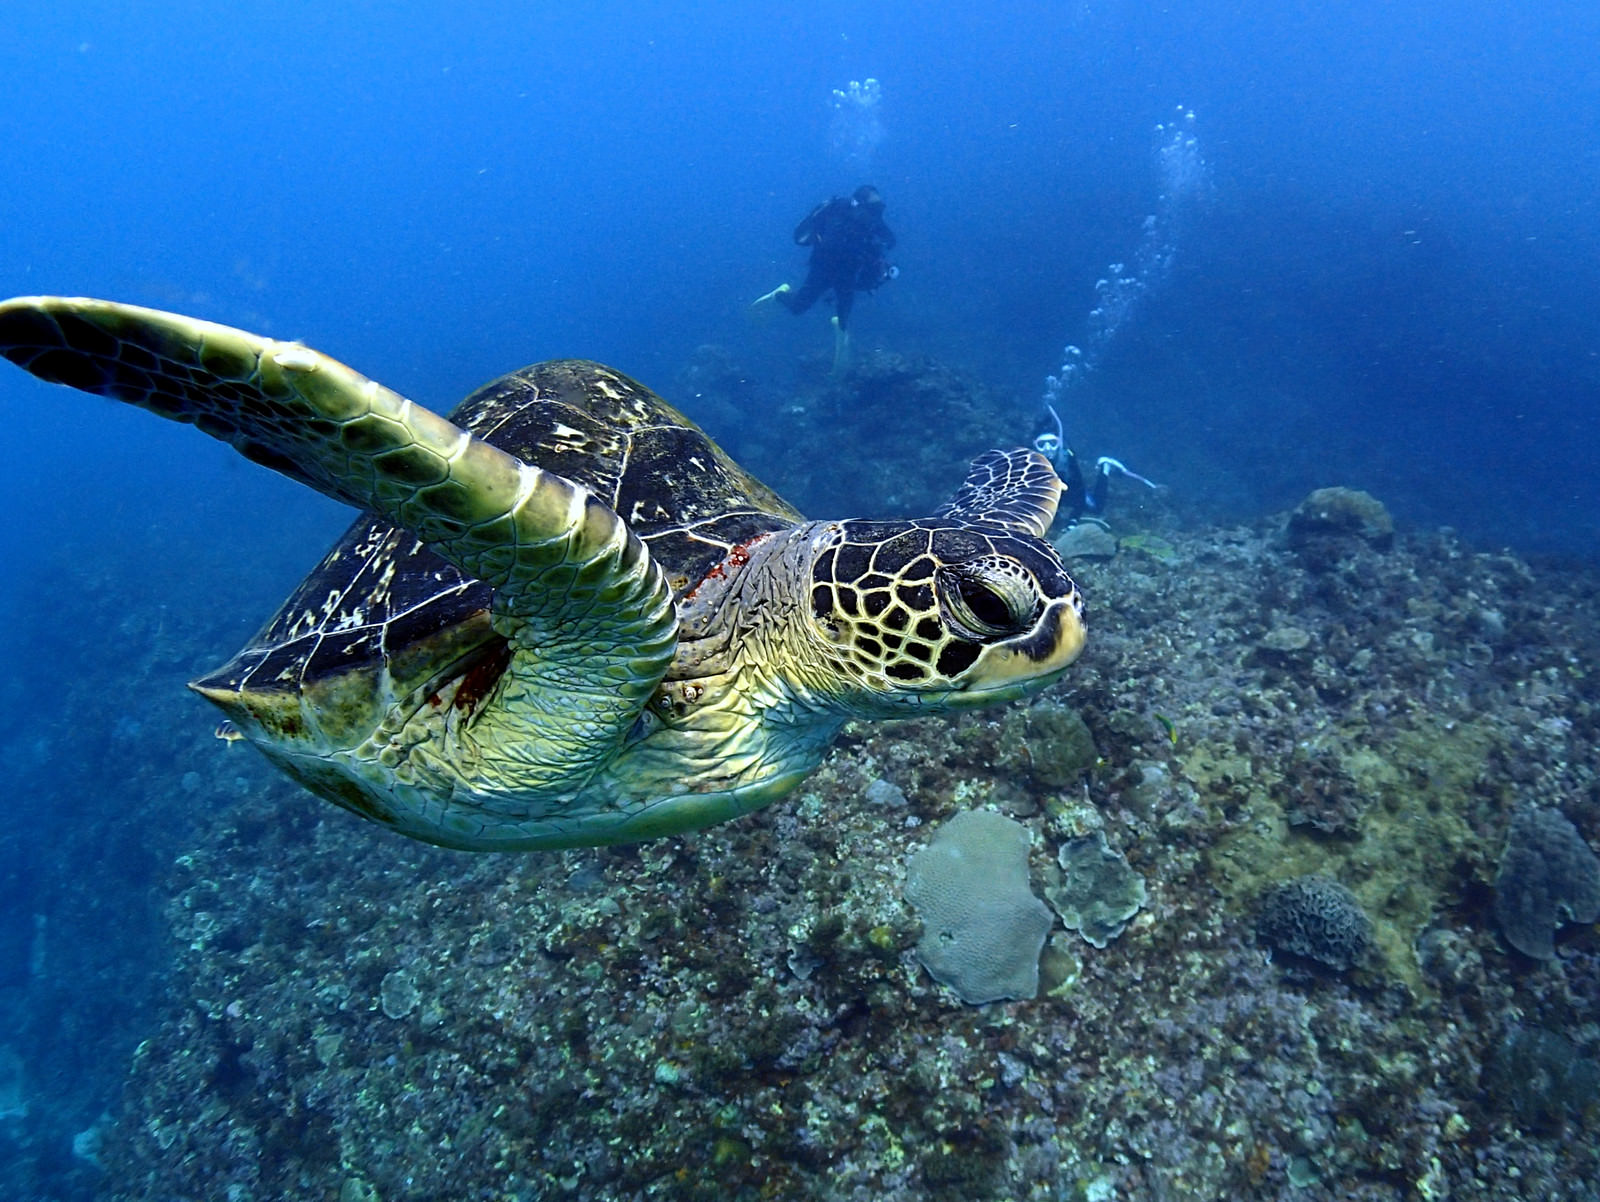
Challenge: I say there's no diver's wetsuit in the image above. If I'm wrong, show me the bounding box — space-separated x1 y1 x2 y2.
778 193 896 330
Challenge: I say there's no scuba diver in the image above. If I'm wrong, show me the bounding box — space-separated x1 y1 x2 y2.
1033 403 1161 526
752 184 898 371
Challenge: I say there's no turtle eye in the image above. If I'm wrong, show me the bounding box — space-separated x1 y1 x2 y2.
936 565 1037 641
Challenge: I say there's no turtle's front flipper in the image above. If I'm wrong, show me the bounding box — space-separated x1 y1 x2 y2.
0 296 677 797
934 448 1064 537
0 296 506 522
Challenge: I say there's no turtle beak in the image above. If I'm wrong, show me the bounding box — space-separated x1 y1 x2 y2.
960 595 1086 696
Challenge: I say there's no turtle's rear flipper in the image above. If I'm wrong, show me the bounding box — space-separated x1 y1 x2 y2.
0 296 677 795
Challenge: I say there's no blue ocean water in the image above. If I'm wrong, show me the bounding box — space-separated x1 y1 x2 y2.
5 1 1599 565
2 1 1598 1195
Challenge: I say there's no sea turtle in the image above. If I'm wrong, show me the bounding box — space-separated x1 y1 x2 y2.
0 297 1086 851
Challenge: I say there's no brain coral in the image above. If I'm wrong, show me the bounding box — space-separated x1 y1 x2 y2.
1287 486 1394 547
1256 874 1372 971
904 810 1054 1004
1493 806 1600 960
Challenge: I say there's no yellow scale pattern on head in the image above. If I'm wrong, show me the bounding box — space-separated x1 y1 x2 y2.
813 523 971 685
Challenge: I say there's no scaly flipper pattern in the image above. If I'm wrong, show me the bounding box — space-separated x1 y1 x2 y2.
0 296 677 802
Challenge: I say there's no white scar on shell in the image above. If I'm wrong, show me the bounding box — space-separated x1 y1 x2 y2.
272 344 320 372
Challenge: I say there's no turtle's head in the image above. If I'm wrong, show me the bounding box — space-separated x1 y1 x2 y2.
804 515 1085 713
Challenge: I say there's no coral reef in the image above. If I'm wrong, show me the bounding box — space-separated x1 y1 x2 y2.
1019 703 1099 790
59 489 1594 1202
1493 806 1600 960
727 349 1019 521
1044 831 1147 949
904 810 1053 1004
1286 486 1395 561
1255 875 1373 971
1484 1025 1600 1133
5 358 1600 1200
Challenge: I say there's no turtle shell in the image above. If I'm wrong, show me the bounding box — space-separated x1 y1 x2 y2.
192 360 801 714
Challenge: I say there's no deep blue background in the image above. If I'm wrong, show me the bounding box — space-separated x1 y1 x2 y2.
3 1 1598 570
3 1 1600 563
1 0 1598 1172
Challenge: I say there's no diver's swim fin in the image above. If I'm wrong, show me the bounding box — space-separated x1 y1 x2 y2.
830 315 852 376
748 283 791 323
